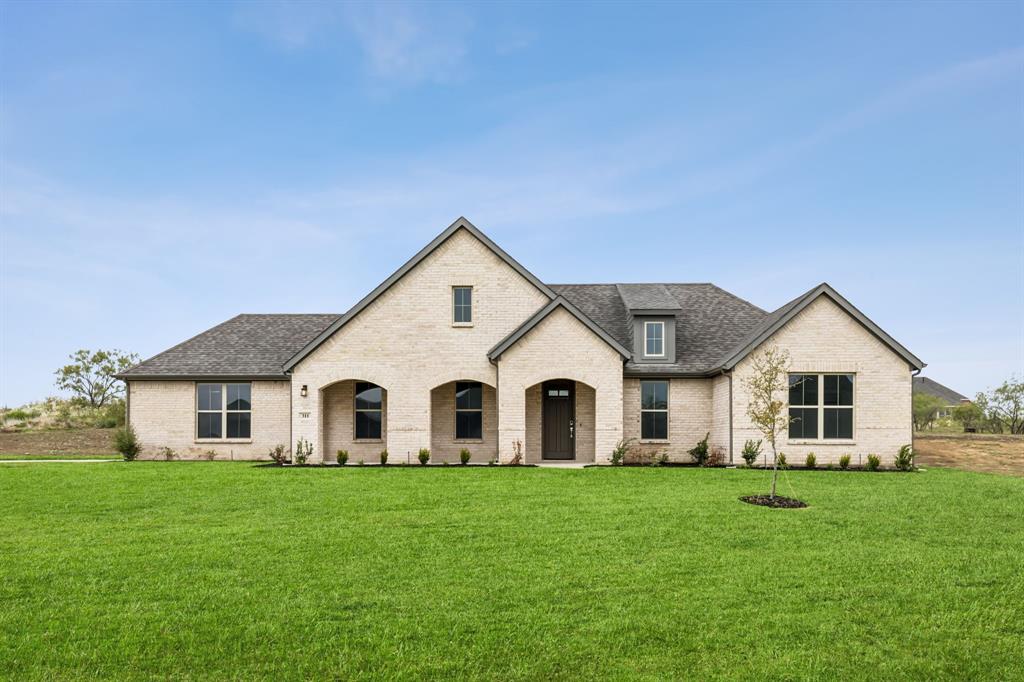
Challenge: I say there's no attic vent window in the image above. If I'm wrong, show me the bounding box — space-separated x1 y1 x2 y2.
644 321 665 357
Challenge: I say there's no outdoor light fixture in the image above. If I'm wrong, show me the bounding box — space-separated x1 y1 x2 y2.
300 385 308 397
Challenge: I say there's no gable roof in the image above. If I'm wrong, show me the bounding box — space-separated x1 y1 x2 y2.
714 283 925 371
281 217 555 371
488 296 632 361
913 376 969 404
118 314 340 379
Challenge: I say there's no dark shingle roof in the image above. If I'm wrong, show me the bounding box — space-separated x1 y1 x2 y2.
120 314 340 378
615 284 681 311
552 283 769 374
913 377 968 404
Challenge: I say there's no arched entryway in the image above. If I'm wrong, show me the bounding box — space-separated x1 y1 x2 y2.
429 380 498 464
321 379 388 464
524 378 596 463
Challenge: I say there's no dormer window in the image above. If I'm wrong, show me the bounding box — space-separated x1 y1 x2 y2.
453 286 472 325
644 321 664 357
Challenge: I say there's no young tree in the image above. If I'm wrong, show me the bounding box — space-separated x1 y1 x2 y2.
912 393 947 431
983 377 1024 434
951 402 984 432
54 349 139 408
742 347 792 499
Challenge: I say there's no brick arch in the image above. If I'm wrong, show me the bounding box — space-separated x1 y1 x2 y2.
319 379 388 464
522 378 597 464
429 377 498 464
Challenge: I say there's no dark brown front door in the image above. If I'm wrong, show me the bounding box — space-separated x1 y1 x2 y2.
542 380 574 460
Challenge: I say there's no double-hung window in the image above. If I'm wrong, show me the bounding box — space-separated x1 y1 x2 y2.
196 383 251 439
455 381 483 440
354 382 383 440
640 380 669 440
644 321 665 357
788 373 854 440
453 286 472 324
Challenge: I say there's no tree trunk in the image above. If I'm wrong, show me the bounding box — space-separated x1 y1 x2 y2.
770 443 779 499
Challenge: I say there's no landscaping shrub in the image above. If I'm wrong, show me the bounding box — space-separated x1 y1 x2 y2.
805 452 816 469
688 432 710 465
203 450 217 461
380 449 388 466
459 448 471 465
610 438 634 466
741 439 762 467
866 454 881 471
418 448 430 465
776 452 787 469
508 439 523 465
651 450 669 467
839 453 851 470
894 444 914 471
294 437 313 465
158 447 175 461
268 444 288 465
707 446 724 467
336 450 349 466
358 459 365 466
112 425 140 461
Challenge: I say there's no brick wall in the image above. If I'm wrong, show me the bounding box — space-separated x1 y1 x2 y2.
128 380 290 460
430 381 498 464
730 296 913 466
322 380 388 464
622 378 713 462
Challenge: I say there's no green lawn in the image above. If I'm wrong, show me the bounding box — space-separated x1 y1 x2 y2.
1 464 1022 680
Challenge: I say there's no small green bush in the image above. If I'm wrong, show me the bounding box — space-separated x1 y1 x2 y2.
358 459 365 466
651 450 669 467
776 452 787 469
805 452 816 469
894 444 914 471
418 448 430 465
336 449 349 466
4 408 41 422
203 450 217 461
112 425 140 461
866 454 881 471
380 449 389 466
158 446 175 461
294 437 313 465
610 438 634 466
741 439 762 467
839 453 851 470
688 432 710 465
459 448 471 465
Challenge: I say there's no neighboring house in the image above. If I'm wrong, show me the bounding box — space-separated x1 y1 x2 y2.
118 217 924 465
913 376 970 418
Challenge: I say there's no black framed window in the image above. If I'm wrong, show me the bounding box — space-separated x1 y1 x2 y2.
354 382 383 440
788 374 854 440
455 381 483 440
453 286 472 324
197 383 251 439
640 380 668 440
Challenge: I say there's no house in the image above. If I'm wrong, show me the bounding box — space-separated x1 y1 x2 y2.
118 217 924 465
913 376 970 418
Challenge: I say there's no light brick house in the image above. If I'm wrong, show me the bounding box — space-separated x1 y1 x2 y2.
119 217 924 466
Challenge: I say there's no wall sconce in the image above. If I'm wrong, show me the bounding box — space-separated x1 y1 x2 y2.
300 385 308 398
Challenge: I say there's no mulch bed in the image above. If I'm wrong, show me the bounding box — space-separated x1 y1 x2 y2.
740 494 808 509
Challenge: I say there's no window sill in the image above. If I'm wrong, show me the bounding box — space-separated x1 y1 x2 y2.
452 322 474 328
787 439 856 446
354 439 384 444
196 439 252 444
640 439 670 444
454 439 484 444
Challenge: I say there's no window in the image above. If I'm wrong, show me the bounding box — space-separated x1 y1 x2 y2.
196 383 251 439
788 373 854 440
640 380 668 440
455 381 483 440
453 286 472 324
644 321 664 357
355 382 383 440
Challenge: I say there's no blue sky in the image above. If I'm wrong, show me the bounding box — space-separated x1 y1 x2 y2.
1 0 1022 406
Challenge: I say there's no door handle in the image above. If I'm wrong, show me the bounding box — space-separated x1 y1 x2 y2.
569 419 575 439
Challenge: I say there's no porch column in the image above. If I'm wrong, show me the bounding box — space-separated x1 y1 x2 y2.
593 379 624 464
497 376 526 464
292 379 321 464
386 385 431 464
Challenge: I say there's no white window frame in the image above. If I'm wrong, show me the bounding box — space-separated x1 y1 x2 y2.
452 286 473 326
640 380 670 441
195 382 251 441
787 373 855 442
644 321 665 358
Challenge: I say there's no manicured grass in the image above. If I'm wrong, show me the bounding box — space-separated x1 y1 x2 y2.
0 453 120 460
1 464 1022 680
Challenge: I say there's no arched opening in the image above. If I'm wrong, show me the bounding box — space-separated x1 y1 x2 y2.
429 379 497 464
321 379 388 464
524 378 596 463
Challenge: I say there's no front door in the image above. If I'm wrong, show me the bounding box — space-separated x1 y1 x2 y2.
542 380 575 460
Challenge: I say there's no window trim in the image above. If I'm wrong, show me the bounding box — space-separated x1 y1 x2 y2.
787 373 855 442
640 379 670 442
353 382 385 442
452 286 473 326
195 382 252 442
644 321 665 358
454 381 484 442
